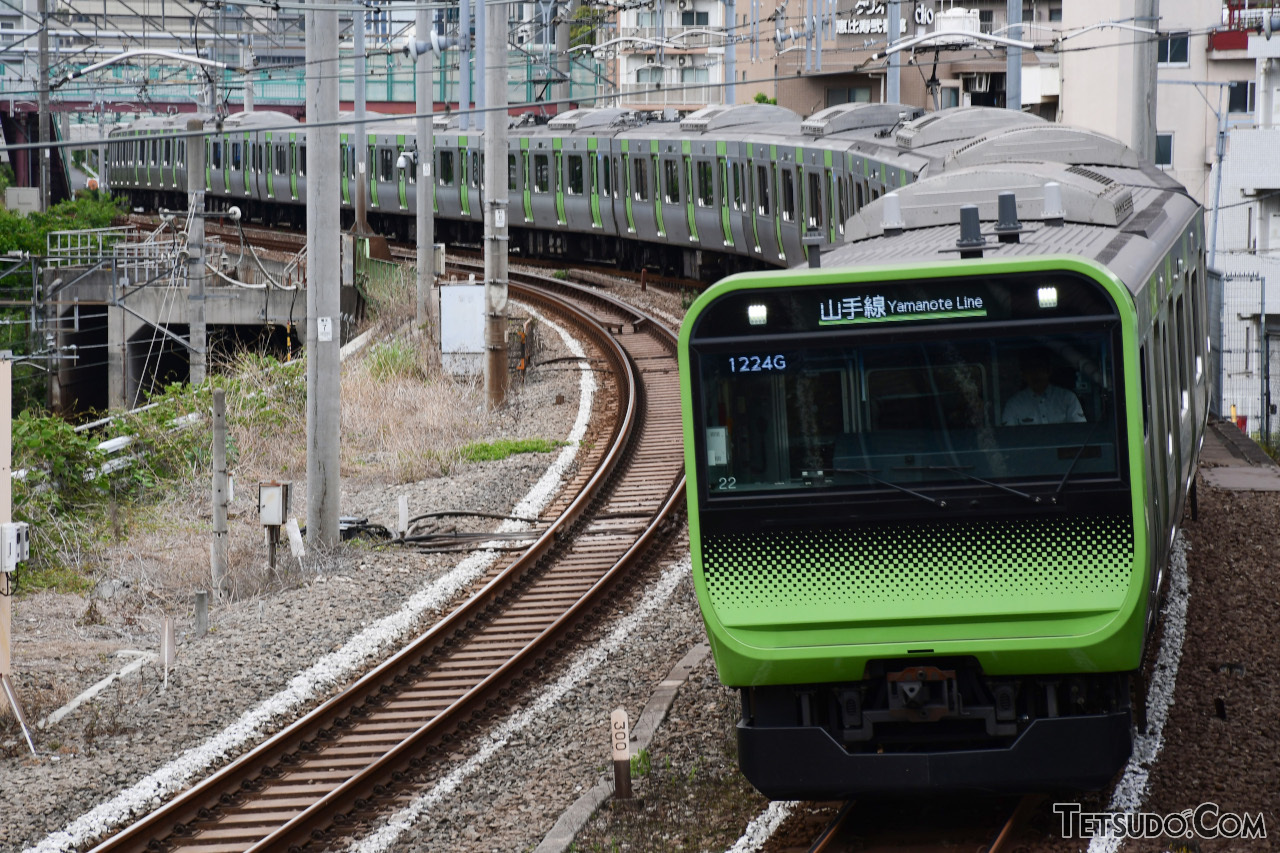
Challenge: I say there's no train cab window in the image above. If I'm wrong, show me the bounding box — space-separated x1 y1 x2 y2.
212 141 222 169
380 149 394 181
508 154 517 191
663 159 680 204
231 143 241 169
439 150 455 186
756 164 771 215
534 153 550 193
568 154 584 194
633 157 648 202
806 171 823 229
697 161 714 206
781 169 796 222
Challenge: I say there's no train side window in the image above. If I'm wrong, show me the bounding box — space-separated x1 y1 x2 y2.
1190 270 1203 378
568 154 584 194
212 141 222 169
756 164 770 215
1175 295 1188 410
522 152 530 193
380 148 394 181
299 145 306 175
276 146 285 175
163 139 172 165
601 155 611 196
733 162 743 210
231 143 241 169
696 160 714 206
633 157 647 201
471 151 482 188
508 154 517 191
807 171 823 229
781 168 796 222
1140 346 1150 436
533 153 549 193
663 159 680 204
440 150 455 186
837 176 848 233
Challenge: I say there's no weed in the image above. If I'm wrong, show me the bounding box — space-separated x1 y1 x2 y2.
367 337 423 381
458 438 566 463
553 269 569 280
630 748 652 779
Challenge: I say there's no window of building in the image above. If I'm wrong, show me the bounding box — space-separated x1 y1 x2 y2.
1229 80 1256 114
681 67 709 84
637 65 662 85
825 86 871 107
1048 8 1062 22
696 160 713 206
636 11 656 26
978 9 993 33
940 86 960 109
663 159 680 203
680 10 710 25
1157 32 1189 65
568 154 584 194
534 153 550 192
1155 133 1173 168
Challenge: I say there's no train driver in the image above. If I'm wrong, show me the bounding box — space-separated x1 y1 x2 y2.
1002 348 1086 426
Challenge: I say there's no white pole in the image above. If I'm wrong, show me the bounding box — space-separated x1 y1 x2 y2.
305 0 342 548
415 11 437 336
485 0 509 408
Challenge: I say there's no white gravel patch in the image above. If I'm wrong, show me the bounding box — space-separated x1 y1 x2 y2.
23 311 596 853
1088 532 1191 853
349 555 693 853
724 801 798 853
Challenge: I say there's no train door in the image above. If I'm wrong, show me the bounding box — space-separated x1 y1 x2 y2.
519 138 533 224
619 136 657 243
552 139 565 225
526 139 557 229
778 153 799 263
562 139 593 231
725 143 749 255
659 143 690 244
458 137 472 219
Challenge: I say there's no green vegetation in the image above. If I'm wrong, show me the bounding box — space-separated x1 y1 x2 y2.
367 337 423 381
753 92 778 105
0 192 127 411
630 748 652 779
458 438 566 463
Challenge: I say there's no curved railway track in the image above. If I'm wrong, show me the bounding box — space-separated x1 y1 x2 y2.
800 795 1041 853
86 269 685 852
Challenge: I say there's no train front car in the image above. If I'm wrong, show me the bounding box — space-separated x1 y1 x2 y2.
678 146 1206 799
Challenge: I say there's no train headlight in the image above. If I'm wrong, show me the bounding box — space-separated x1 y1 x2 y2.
748 304 768 326
1037 286 1058 309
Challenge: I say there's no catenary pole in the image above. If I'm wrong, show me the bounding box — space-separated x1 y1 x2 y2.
38 0 51 211
485 0 509 408
305 0 342 548
1005 0 1021 110
187 118 207 385
415 10 437 335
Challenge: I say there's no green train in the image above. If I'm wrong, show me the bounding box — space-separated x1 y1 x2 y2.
678 115 1207 797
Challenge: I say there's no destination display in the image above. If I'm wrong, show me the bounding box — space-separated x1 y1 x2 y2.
819 292 987 326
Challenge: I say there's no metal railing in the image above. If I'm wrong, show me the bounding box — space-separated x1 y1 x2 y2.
45 226 135 269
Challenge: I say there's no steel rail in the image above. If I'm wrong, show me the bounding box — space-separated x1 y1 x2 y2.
88 278 683 852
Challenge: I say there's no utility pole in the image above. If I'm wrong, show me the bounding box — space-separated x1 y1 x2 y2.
725 0 735 104
484 0 509 408
37 0 51 211
305 0 341 548
354 9 370 232
1131 0 1159 163
555 0 573 109
241 38 254 112
187 118 207 385
887 0 900 104
415 9 437 335
460 0 472 130
1005 0 1021 110
211 388 228 597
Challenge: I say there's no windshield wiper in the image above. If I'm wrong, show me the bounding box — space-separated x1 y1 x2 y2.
1054 416 1109 500
896 465 1042 504
835 467 948 508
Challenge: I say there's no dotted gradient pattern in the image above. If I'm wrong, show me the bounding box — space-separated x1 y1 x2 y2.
702 516 1134 614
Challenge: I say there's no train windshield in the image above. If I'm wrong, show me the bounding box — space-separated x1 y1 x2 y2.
695 330 1121 498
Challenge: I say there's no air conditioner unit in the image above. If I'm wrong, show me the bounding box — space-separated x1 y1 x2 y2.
646 55 656 64
965 72 991 94
678 0 689 9
678 55 688 66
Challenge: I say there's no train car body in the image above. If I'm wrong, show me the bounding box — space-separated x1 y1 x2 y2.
678 117 1207 797
106 102 961 280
